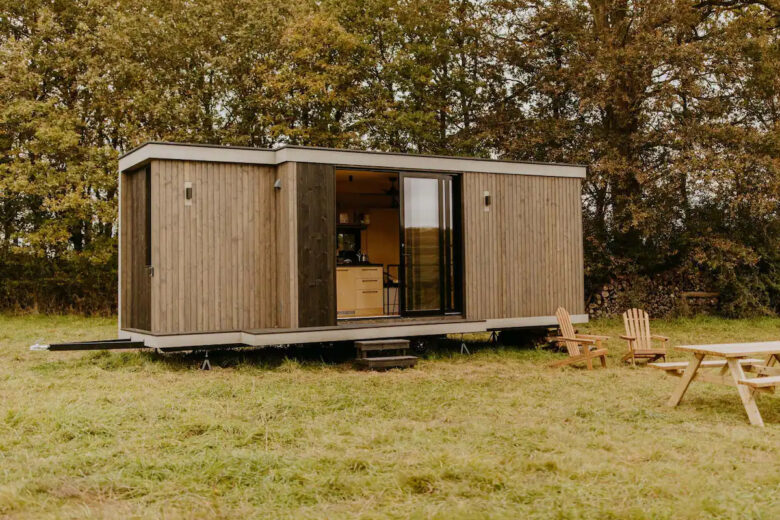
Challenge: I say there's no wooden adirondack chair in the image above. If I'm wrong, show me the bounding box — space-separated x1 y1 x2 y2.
547 307 609 370
620 308 668 366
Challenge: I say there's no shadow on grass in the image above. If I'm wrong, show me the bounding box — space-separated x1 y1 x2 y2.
84 329 554 372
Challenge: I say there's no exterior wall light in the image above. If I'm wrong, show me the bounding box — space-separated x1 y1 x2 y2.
184 181 193 206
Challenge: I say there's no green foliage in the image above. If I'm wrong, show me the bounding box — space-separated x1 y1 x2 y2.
0 0 778 314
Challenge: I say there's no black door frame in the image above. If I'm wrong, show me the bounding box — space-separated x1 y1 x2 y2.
398 172 461 317
333 167 463 319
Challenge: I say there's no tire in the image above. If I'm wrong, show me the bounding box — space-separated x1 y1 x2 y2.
410 336 437 354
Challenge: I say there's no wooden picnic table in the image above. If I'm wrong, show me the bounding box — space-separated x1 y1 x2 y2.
666 342 780 427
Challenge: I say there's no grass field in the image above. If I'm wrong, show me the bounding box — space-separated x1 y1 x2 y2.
2 314 780 519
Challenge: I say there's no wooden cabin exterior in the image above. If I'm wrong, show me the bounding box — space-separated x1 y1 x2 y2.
118 143 587 349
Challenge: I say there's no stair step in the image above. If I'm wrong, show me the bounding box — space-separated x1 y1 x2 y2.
355 355 418 370
356 339 410 352
356 339 410 346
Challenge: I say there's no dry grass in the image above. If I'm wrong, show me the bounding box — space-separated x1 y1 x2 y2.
2 314 780 519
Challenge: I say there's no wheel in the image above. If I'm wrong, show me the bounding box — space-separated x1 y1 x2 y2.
410 336 437 355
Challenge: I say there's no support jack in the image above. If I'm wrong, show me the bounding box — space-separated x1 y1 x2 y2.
200 352 211 370
459 334 470 355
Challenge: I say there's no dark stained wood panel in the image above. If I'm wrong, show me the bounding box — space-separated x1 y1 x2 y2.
296 162 336 327
462 173 585 320
120 166 152 330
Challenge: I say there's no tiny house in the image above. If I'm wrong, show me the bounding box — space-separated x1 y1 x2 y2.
118 142 587 349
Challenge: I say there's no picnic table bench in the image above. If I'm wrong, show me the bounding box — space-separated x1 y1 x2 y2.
652 341 780 427
650 358 766 385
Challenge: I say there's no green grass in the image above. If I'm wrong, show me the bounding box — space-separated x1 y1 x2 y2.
2 314 780 519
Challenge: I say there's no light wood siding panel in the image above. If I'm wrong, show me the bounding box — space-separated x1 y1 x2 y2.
462 173 584 320
119 167 152 330
275 162 298 328
152 160 281 333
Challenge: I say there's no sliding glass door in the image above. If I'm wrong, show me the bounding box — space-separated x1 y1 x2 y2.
400 173 460 315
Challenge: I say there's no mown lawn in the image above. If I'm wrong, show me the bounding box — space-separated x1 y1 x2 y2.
2 314 780 519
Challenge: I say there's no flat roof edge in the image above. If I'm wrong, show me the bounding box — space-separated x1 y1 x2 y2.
118 141 587 178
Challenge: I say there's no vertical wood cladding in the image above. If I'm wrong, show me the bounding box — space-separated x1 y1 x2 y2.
120 167 152 330
275 162 298 329
151 160 281 334
296 162 336 327
462 173 585 319
123 157 584 334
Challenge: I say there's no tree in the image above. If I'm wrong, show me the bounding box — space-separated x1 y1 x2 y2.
0 0 777 315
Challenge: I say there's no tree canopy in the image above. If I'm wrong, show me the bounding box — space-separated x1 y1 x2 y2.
0 0 778 314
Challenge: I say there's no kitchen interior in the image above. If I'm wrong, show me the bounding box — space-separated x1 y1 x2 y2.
336 169 401 318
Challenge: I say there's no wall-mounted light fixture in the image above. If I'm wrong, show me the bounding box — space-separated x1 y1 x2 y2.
184 181 193 206
273 179 282 190
484 190 491 212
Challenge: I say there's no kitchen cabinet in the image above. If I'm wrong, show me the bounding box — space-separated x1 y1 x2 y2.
337 266 384 317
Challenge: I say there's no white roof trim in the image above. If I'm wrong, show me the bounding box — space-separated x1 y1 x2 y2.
119 142 586 178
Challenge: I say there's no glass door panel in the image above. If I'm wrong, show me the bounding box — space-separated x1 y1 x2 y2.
402 177 442 313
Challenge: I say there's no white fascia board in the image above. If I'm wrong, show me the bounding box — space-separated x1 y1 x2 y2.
241 320 487 346
119 143 586 179
484 314 589 329
118 143 276 172
120 320 487 349
274 147 585 178
122 330 243 349
120 315 591 349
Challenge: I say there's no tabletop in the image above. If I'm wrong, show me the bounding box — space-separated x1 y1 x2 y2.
674 341 780 358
